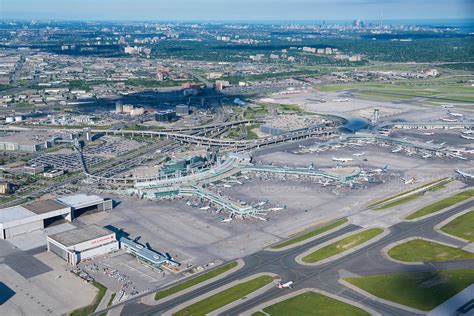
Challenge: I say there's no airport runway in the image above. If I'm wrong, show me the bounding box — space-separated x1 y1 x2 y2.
102 199 474 316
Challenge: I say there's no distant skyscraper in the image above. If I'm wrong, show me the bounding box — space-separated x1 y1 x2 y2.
115 100 123 113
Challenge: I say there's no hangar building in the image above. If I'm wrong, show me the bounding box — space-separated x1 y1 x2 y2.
0 194 112 239
47 225 118 265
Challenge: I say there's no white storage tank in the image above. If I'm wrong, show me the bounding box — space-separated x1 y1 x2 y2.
5 117 14 123
15 115 23 122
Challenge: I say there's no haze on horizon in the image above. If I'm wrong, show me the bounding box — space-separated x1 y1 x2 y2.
1 0 473 22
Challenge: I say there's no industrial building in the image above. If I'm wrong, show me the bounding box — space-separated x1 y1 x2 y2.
56 194 113 218
0 194 113 239
155 110 177 122
47 225 119 265
175 104 190 115
0 200 71 239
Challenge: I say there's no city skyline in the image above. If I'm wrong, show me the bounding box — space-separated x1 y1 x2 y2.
1 0 473 21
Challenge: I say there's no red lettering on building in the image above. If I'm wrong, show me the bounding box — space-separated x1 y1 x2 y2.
90 235 114 246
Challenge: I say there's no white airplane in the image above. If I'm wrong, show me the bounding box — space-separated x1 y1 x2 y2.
223 184 233 188
333 98 349 102
200 206 211 210
332 157 353 162
402 177 417 185
268 206 286 211
391 147 403 153
426 140 434 144
221 216 233 223
422 153 432 159
276 281 294 289
372 165 389 173
353 152 366 156
439 142 446 146
441 118 457 122
461 134 474 140
256 200 268 207
440 104 454 108
422 132 434 136
319 180 331 187
462 130 474 135
448 111 464 118
455 169 474 179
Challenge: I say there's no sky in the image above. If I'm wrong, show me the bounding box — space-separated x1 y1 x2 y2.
1 0 473 22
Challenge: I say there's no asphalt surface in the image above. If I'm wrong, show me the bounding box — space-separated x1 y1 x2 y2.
98 199 474 316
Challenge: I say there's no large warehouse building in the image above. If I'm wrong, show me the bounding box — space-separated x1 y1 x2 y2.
0 194 113 239
47 225 119 265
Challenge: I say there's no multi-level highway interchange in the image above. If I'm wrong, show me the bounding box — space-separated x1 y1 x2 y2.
0 20 473 316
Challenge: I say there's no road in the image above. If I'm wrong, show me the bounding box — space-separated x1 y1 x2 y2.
98 199 474 316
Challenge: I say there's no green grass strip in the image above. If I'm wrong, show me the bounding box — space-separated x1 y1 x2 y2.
70 281 107 316
155 261 237 301
174 275 274 316
441 210 474 242
373 192 424 210
368 178 449 209
388 239 474 262
271 218 348 249
302 228 383 263
406 189 474 220
261 291 369 316
345 269 474 311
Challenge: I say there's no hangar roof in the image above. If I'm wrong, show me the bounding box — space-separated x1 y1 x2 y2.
48 224 114 247
0 205 36 224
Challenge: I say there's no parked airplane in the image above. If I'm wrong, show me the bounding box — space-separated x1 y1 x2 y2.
455 169 474 179
223 184 233 188
318 179 331 186
402 177 417 185
440 118 457 122
422 153 432 159
353 152 366 156
391 147 403 153
332 157 353 162
221 216 233 223
462 130 474 135
268 206 286 211
461 134 474 140
422 132 434 136
276 281 294 289
426 140 434 144
200 206 211 210
372 165 389 173
333 98 349 102
448 111 464 117
440 104 454 108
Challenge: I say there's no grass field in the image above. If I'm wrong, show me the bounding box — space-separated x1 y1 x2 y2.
70 282 107 316
388 239 474 262
345 269 474 311
173 275 274 316
373 192 424 210
406 189 474 220
368 178 449 209
441 210 474 242
302 228 383 263
271 218 348 249
257 291 369 316
155 261 237 301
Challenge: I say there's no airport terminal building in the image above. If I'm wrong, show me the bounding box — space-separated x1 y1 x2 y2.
47 225 118 265
0 194 112 239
